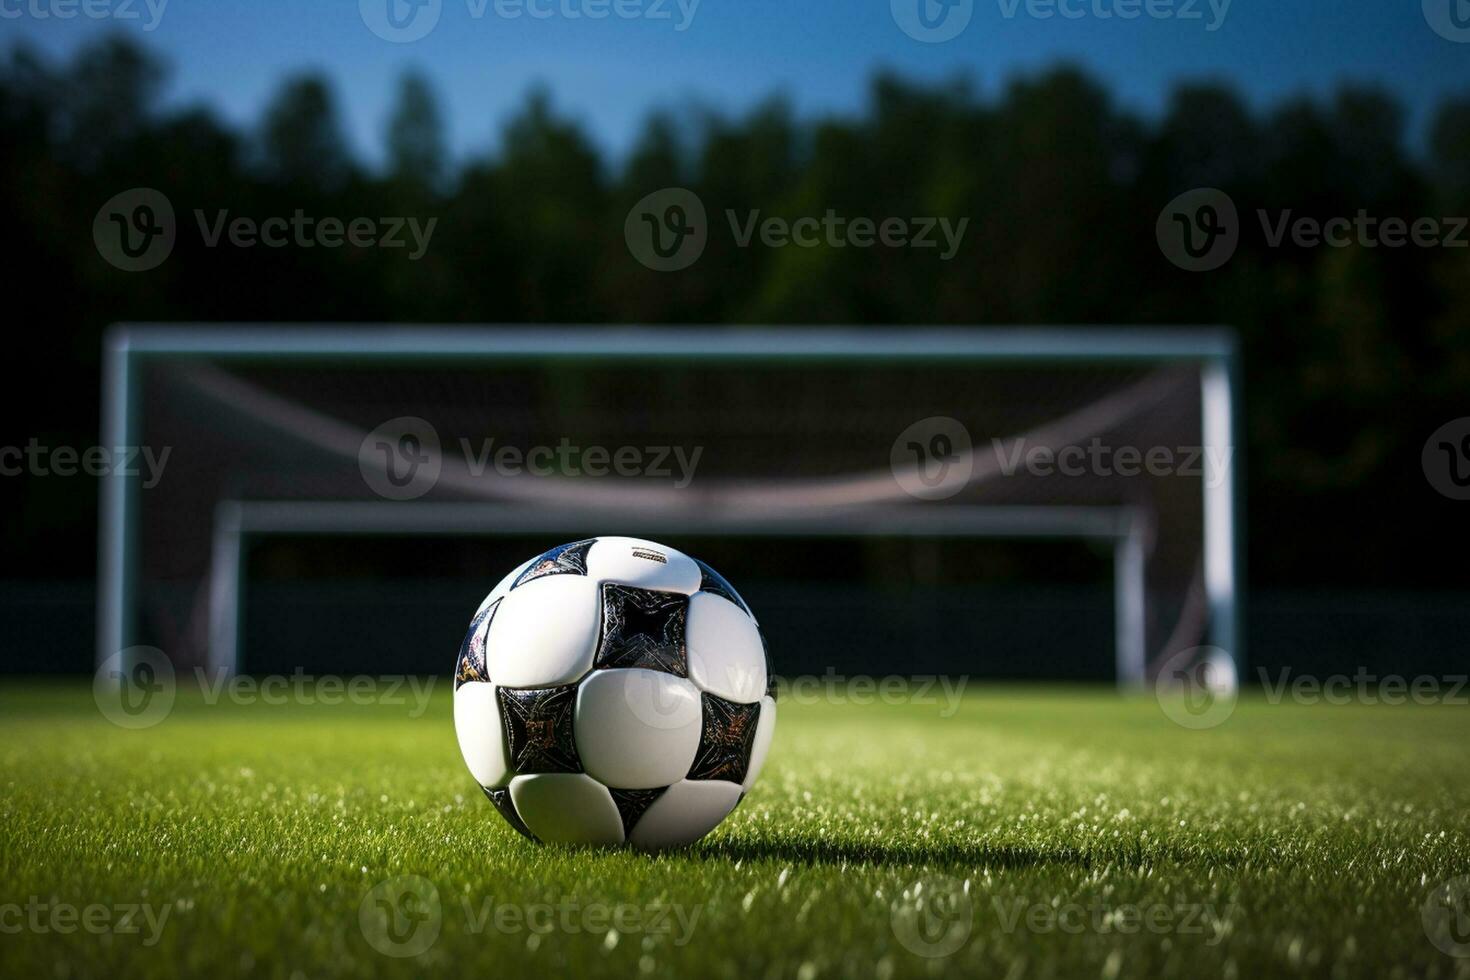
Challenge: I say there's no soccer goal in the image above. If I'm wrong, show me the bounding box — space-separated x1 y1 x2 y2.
98 325 1241 687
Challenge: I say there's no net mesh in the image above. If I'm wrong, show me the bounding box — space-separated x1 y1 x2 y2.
125 348 1215 677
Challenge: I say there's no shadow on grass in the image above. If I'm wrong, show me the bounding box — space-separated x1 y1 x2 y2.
696 833 1249 871
696 834 1077 869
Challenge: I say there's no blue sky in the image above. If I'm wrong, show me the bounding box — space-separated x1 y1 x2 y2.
6 0 1470 166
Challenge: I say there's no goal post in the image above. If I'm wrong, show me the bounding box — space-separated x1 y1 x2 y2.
98 325 1242 688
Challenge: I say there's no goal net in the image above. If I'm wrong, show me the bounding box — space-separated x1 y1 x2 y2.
99 326 1241 687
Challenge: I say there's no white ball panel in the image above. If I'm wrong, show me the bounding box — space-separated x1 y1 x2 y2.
510 773 625 845
574 669 702 789
629 779 742 849
686 591 767 703
453 683 510 788
473 557 535 619
742 697 777 792
585 537 701 594
486 575 598 687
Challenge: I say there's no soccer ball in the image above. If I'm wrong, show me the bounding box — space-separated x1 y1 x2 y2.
452 537 776 847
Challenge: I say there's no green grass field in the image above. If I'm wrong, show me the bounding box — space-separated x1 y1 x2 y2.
1 682 1467 979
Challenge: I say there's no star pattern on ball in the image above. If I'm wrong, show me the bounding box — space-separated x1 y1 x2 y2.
695 558 751 615
482 786 536 840
608 787 667 839
595 584 689 676
453 600 499 689
512 538 597 589
687 693 760 783
497 685 583 774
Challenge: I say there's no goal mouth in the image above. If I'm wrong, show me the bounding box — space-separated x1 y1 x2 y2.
99 325 1241 688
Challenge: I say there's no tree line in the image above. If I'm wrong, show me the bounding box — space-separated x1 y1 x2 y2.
2 35 1466 587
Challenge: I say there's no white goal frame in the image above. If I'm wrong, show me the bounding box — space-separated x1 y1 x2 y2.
99 325 1243 687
